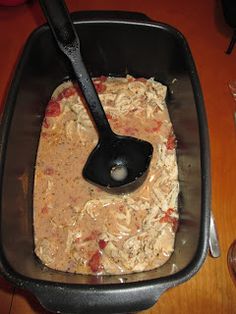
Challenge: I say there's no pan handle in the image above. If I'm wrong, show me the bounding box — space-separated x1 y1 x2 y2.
29 284 168 314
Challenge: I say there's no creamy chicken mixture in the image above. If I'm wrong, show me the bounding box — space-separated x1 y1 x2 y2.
34 75 179 275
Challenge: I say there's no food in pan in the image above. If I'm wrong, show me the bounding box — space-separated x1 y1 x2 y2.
34 75 179 275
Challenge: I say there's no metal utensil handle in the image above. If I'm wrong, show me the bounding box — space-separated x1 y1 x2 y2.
39 0 113 139
209 212 221 258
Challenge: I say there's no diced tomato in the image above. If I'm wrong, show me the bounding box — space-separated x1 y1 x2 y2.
45 100 61 117
93 75 107 83
41 206 49 214
127 76 135 82
88 250 101 272
43 118 50 128
123 127 138 135
172 218 179 233
160 215 175 224
135 77 147 83
145 122 162 133
56 86 78 102
55 93 64 101
166 133 176 150
152 120 162 132
159 211 179 232
62 87 77 98
44 167 54 175
98 239 107 250
106 113 112 120
94 81 106 93
99 75 107 82
166 208 174 215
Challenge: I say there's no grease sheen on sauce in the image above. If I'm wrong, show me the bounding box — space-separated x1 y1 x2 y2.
34 76 179 275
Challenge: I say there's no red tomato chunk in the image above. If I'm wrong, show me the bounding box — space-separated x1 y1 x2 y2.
45 100 61 117
135 77 147 83
166 134 176 150
94 81 106 93
124 127 138 135
93 76 107 83
41 206 49 214
106 113 112 120
166 208 174 215
43 118 50 128
153 120 162 131
160 209 178 232
98 239 107 249
160 215 175 224
62 87 77 98
172 218 179 233
56 87 77 101
88 250 101 272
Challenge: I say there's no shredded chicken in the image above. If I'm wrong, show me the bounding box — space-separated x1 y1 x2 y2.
34 75 179 275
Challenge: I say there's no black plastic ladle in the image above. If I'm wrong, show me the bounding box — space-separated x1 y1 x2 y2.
40 0 153 192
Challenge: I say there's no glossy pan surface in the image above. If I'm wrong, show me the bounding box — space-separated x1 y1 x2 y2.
0 11 210 314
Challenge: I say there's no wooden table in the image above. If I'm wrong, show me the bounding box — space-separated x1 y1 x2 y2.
0 0 235 313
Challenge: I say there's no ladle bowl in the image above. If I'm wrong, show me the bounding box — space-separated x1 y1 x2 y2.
83 133 153 191
40 0 153 192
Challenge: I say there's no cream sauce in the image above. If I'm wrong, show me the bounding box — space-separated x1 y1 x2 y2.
34 75 179 275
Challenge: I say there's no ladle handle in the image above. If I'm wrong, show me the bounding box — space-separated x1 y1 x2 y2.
39 0 113 138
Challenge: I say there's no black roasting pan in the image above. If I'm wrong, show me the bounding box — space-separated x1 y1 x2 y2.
0 11 210 314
